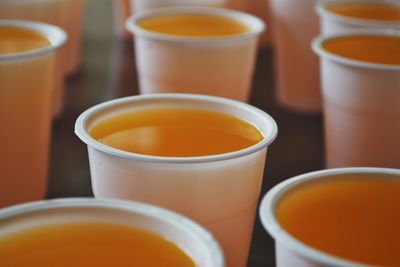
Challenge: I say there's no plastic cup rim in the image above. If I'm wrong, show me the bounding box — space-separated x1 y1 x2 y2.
259 167 400 267
312 30 400 71
74 93 278 164
315 0 400 28
125 6 265 45
0 198 224 267
0 19 67 62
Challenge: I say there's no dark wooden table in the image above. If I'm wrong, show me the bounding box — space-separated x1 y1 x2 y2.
47 1 324 266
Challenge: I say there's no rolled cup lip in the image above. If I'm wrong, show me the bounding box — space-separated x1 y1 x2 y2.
0 19 67 62
0 198 224 267
312 30 400 71
125 6 265 45
259 167 400 267
74 93 278 164
315 0 400 28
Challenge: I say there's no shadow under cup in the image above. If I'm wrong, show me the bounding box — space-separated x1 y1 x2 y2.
75 94 278 267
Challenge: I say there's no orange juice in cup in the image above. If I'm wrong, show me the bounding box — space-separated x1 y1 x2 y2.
0 199 224 267
313 32 400 168
75 94 278 267
260 168 400 267
126 7 264 102
0 0 69 117
327 1 400 20
0 20 66 208
316 0 400 35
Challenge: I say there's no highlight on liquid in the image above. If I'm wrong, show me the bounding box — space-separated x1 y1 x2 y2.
89 108 264 157
276 172 400 266
326 2 400 21
137 13 250 37
0 26 51 55
0 222 195 267
322 34 400 66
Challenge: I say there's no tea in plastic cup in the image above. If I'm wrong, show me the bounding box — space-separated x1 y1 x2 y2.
65 0 85 75
270 0 321 113
313 31 400 168
0 198 224 267
226 0 273 48
260 167 400 267
0 20 66 208
126 7 265 102
113 0 132 39
75 93 278 267
131 0 226 13
316 0 400 35
0 0 69 118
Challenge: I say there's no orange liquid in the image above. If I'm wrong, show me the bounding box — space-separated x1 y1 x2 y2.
90 108 263 157
276 173 400 266
327 3 400 21
323 35 400 65
138 14 250 37
0 222 195 267
0 27 50 55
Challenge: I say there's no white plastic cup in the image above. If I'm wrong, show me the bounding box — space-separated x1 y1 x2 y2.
0 198 224 267
0 0 69 118
131 0 226 13
225 0 273 48
312 31 400 168
316 0 400 35
270 0 321 113
65 0 85 76
0 20 67 208
75 93 278 267
126 7 265 102
259 167 400 267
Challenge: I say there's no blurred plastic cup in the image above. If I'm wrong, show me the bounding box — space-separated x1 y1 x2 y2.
0 198 224 267
270 0 321 113
131 0 226 12
126 7 264 102
226 0 273 48
312 31 400 168
75 93 278 267
113 0 132 39
65 0 85 76
0 0 69 118
316 0 400 35
0 20 66 208
259 167 400 267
